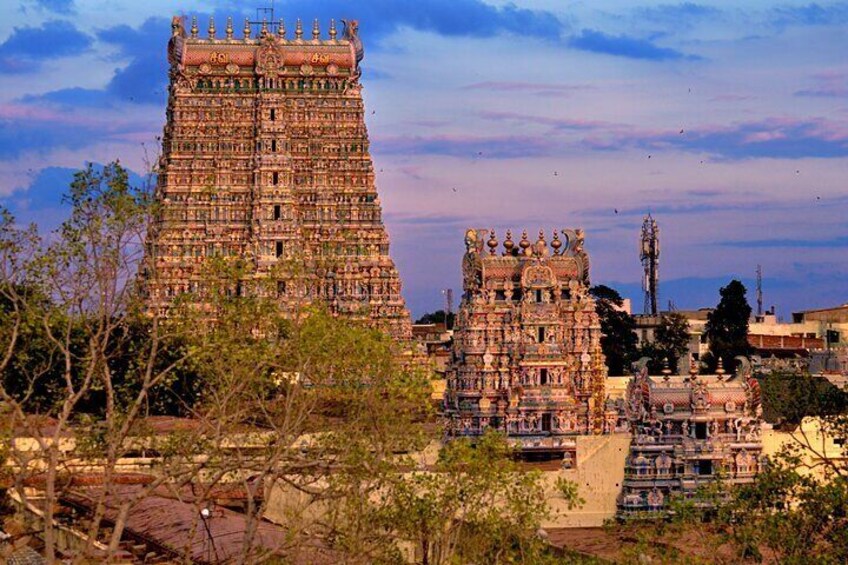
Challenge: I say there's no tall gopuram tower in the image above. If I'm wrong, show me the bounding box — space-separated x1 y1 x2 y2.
144 16 412 340
444 229 610 463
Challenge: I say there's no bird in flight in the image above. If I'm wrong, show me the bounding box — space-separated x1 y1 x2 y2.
614 208 619 214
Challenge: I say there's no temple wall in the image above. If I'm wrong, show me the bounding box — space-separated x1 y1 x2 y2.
762 418 845 480
542 434 631 528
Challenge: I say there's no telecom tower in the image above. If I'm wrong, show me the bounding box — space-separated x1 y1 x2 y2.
756 265 763 317
640 215 660 315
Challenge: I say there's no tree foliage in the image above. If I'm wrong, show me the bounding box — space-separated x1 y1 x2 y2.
640 312 691 374
415 309 455 329
589 285 638 376
704 279 751 372
0 162 570 563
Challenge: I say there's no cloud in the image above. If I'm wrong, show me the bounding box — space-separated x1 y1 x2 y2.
462 82 594 97
0 20 92 74
372 134 555 159
634 3 722 30
716 236 848 249
1 163 147 232
795 70 848 98
568 29 699 61
769 3 848 27
214 0 565 43
0 102 157 158
30 0 75 14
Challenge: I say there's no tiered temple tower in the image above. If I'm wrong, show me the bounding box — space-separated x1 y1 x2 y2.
618 358 764 514
144 16 412 340
444 228 610 463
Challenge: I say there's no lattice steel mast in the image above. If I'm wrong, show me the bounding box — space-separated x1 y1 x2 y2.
640 215 660 315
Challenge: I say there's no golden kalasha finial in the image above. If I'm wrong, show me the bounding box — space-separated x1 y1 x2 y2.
277 19 286 38
208 16 215 38
716 357 726 378
295 18 303 39
329 19 337 39
551 231 562 254
225 17 233 40
261 19 268 37
503 230 515 255
487 229 498 255
536 229 546 247
519 230 531 254
190 16 198 38
243 17 251 39
312 18 320 40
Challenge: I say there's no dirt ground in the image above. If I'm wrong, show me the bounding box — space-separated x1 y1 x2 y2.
547 525 778 564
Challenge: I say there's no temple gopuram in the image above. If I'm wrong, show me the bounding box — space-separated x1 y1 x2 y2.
143 16 412 340
618 358 764 515
444 228 610 463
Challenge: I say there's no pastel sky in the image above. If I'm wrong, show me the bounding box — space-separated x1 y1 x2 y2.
1 0 846 319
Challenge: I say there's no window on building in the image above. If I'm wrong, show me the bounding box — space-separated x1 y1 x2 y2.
561 288 571 300
535 289 543 303
275 241 284 258
495 290 506 301
512 289 523 301
277 281 286 296
698 460 713 476
270 108 276 121
273 205 281 220
540 368 549 385
272 172 279 185
695 422 708 440
537 326 546 343
271 139 277 152
542 413 552 432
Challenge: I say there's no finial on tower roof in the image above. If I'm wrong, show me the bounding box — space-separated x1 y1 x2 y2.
487 230 498 255
295 18 303 39
208 16 216 39
277 19 286 38
503 230 515 255
190 16 198 38
716 357 726 379
261 18 268 37
662 358 672 381
329 19 337 39
519 230 530 254
226 17 233 40
243 17 251 39
313 18 320 40
551 231 562 255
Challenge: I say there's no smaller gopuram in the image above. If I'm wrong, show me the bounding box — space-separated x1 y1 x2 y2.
444 228 609 463
618 358 764 515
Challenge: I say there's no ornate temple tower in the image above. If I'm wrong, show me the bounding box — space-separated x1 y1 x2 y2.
144 16 412 339
618 358 764 514
444 229 609 462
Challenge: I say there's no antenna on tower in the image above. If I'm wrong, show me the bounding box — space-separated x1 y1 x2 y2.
640 214 660 315
756 264 763 317
251 1 278 34
442 288 454 330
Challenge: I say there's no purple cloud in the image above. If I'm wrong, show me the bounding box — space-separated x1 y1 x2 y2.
0 20 92 74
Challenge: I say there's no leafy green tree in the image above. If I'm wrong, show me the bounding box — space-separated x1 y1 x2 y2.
1 162 565 564
365 431 581 565
640 312 691 374
704 279 751 372
590 285 638 376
